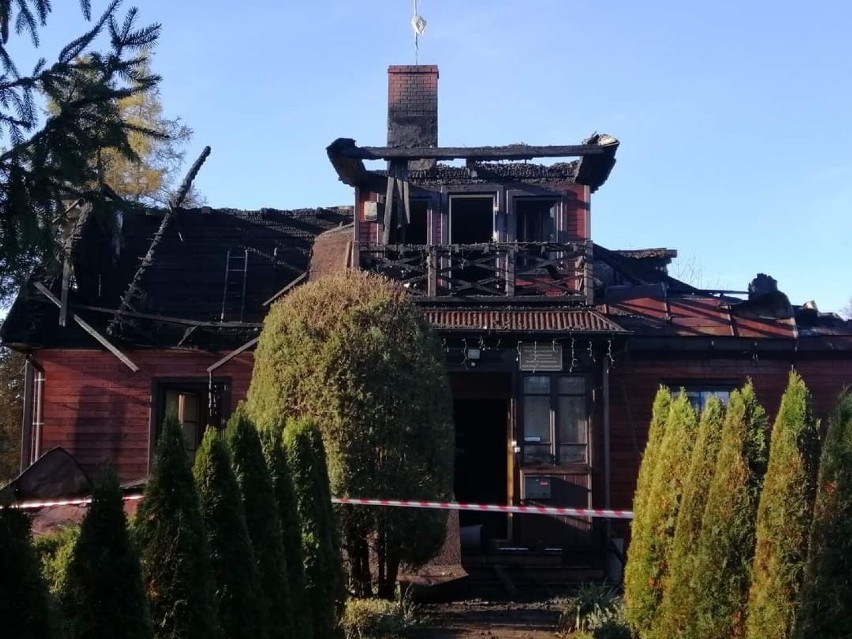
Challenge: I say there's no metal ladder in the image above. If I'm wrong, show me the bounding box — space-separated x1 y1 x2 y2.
220 248 248 321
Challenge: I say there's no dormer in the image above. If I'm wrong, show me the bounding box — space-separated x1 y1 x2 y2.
327 65 618 304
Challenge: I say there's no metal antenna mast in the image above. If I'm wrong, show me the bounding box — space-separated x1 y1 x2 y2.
412 0 427 63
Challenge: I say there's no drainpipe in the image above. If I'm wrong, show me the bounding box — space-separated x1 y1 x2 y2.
603 358 612 535
19 358 35 472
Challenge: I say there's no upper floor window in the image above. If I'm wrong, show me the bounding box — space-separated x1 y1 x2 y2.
522 375 588 466
388 199 429 244
450 194 495 244
516 198 557 243
151 378 230 462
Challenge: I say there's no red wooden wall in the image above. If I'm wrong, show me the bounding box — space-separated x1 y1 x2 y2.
607 353 852 516
33 349 254 482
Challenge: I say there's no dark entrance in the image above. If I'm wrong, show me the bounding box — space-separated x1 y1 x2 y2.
453 398 508 543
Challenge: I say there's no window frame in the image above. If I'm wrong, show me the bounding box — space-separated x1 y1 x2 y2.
520 373 590 468
148 377 231 469
448 193 497 244
665 380 738 412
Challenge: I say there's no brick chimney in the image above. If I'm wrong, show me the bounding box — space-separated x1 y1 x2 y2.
387 65 438 157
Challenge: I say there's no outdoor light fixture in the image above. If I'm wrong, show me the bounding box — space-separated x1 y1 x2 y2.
466 347 481 360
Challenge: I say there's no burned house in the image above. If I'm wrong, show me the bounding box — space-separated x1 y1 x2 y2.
2 64 851 561
322 65 852 550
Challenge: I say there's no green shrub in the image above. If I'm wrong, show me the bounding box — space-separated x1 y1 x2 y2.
33 524 79 596
592 619 633 639
134 415 221 639
262 426 313 639
683 383 768 639
624 392 697 636
794 389 852 638
652 397 726 638
284 418 345 639
622 386 671 631
227 409 293 639
0 505 55 638
745 372 820 639
246 271 454 598
559 582 622 634
340 596 419 639
193 427 267 639
631 387 672 517
61 466 152 638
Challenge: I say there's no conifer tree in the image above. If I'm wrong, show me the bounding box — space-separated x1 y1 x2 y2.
682 383 768 639
134 415 221 639
0 505 55 638
652 397 726 638
624 392 697 637
262 427 313 639
631 387 672 517
246 271 453 598
623 387 671 630
0 1 163 302
226 410 293 639
745 372 820 639
61 466 152 639
794 389 852 638
193 427 267 639
283 418 344 639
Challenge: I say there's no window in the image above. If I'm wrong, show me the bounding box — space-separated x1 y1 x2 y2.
151 379 230 461
388 199 428 244
516 199 556 242
666 382 734 411
521 375 588 466
449 195 494 244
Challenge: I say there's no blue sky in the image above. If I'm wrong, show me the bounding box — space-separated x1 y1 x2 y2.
18 1 852 313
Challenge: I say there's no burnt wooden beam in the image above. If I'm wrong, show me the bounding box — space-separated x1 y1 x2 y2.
262 272 307 307
333 140 607 161
206 336 259 373
35 283 140 372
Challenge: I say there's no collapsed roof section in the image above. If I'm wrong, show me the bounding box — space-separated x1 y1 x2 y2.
1 206 353 351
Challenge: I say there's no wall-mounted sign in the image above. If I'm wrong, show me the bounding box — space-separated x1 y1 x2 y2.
519 342 563 372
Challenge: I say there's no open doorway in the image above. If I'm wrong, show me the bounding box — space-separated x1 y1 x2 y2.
454 398 509 544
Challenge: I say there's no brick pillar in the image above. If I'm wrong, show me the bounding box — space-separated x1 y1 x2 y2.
387 65 438 169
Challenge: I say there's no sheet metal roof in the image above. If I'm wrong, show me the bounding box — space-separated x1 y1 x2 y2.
422 308 627 334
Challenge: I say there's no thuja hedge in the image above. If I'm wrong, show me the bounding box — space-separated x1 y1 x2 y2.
652 397 726 639
745 372 820 639
0 505 55 638
682 383 768 639
61 467 152 639
193 427 267 639
624 392 697 636
262 426 313 639
134 415 220 639
795 389 852 638
245 270 453 598
623 386 671 631
226 410 293 639
283 418 344 639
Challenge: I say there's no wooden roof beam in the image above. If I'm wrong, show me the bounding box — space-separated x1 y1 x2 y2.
332 140 608 162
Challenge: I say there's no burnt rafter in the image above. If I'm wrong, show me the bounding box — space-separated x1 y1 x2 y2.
331 139 610 161
108 146 212 337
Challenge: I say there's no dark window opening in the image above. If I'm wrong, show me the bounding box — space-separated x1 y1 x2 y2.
516 199 556 243
450 196 494 244
389 199 428 244
521 375 588 466
151 379 231 460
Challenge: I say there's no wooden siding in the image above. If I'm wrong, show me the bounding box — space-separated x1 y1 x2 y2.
34 349 254 482
608 353 852 515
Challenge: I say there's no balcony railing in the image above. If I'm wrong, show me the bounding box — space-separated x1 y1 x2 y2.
359 241 593 302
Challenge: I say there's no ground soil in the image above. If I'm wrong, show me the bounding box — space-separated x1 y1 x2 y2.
414 599 567 639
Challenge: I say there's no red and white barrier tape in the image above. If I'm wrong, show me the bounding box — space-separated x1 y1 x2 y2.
332 497 634 520
10 494 145 509
9 494 633 520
